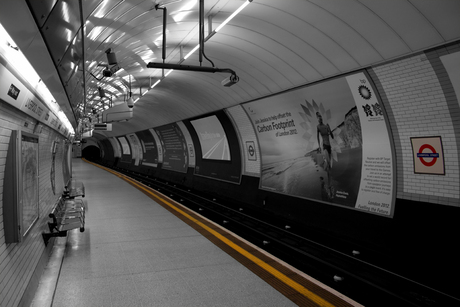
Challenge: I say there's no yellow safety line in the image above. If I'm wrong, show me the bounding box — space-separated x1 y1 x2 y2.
87 161 336 307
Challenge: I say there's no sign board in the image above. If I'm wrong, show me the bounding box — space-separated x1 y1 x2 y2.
411 136 445 175
93 123 113 131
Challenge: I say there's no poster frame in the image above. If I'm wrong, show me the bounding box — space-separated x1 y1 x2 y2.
2 130 39 242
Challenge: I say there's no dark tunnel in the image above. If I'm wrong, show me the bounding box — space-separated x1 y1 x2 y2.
82 145 100 161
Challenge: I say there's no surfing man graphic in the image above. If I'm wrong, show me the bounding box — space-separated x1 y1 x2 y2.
316 111 335 199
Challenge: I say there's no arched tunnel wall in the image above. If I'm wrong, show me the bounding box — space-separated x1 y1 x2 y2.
1 0 458 303
93 42 460 295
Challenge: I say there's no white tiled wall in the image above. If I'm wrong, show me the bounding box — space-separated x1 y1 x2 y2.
0 101 67 307
370 48 460 206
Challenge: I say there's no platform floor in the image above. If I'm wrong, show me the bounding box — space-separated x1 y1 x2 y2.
32 159 362 307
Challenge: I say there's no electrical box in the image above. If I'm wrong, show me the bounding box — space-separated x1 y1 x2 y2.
94 103 133 123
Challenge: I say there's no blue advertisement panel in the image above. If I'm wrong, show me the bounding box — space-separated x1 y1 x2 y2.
243 71 395 217
154 123 188 173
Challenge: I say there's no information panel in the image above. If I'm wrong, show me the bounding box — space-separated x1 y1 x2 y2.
154 123 188 173
243 71 395 217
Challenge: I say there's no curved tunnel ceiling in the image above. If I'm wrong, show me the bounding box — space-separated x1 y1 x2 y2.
2 0 460 138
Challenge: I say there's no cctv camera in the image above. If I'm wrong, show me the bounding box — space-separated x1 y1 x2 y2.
127 97 134 108
221 74 239 87
98 87 106 98
105 48 118 65
103 69 113 77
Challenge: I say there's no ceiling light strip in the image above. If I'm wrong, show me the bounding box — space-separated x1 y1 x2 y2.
144 0 251 101
151 80 161 88
184 45 200 59
215 0 251 32
185 0 252 59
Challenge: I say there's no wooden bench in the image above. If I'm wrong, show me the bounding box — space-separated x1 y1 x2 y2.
42 196 86 245
63 178 85 199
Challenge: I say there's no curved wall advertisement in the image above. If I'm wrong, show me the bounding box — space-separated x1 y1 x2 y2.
154 123 188 173
243 71 395 217
136 129 159 167
190 115 231 161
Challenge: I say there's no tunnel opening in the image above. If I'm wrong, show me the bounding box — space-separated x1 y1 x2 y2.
82 145 100 161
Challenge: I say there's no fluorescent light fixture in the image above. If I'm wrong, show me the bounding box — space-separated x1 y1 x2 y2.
88 26 104 41
151 80 161 88
184 44 199 59
150 67 172 88
88 60 97 69
62 1 70 23
181 0 197 10
215 0 252 32
171 11 192 22
0 23 74 134
93 0 110 18
183 0 251 60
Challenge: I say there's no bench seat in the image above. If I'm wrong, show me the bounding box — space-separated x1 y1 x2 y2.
42 196 86 245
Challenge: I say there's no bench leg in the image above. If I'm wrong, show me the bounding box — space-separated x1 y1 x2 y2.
42 230 67 246
48 221 58 233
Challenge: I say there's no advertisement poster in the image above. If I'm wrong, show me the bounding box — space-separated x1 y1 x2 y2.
243 71 394 217
136 129 159 167
347 73 394 217
190 115 231 161
117 136 132 163
50 141 57 195
21 134 39 235
127 134 141 166
154 123 188 173
109 137 121 158
177 121 196 167
150 128 163 163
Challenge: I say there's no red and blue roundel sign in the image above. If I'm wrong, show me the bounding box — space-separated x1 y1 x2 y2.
417 144 439 167
411 137 445 175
